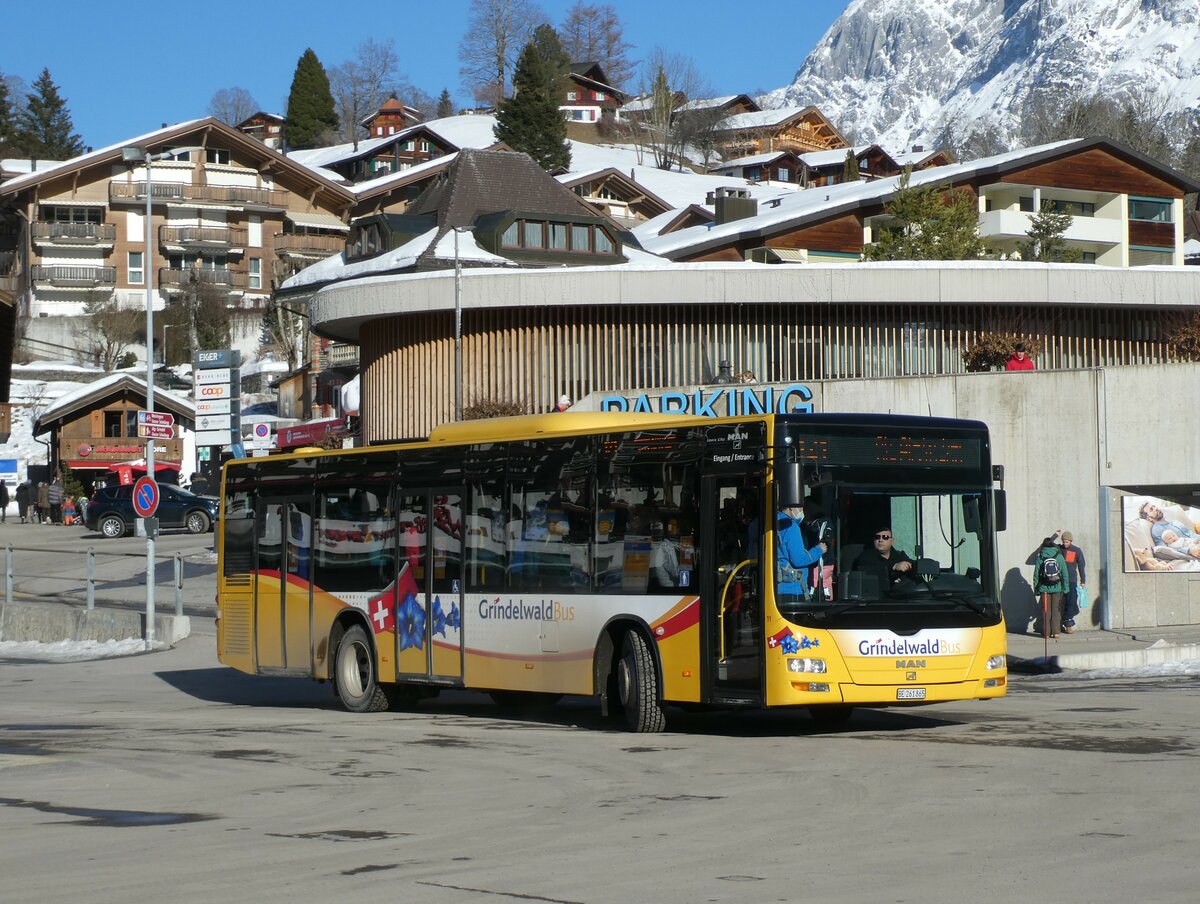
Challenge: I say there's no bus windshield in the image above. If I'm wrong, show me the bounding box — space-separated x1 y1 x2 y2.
776 486 996 618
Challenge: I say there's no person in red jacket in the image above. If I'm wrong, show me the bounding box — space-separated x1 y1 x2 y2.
1005 342 1035 371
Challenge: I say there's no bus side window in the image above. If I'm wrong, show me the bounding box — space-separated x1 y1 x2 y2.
507 439 592 593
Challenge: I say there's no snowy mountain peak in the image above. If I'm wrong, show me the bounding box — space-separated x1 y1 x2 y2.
764 0 1200 151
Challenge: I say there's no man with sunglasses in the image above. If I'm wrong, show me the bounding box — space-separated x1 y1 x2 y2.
852 526 915 594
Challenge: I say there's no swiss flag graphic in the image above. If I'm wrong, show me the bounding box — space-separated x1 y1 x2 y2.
366 563 422 635
767 626 794 649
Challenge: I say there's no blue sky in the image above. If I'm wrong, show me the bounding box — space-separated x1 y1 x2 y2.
4 0 850 152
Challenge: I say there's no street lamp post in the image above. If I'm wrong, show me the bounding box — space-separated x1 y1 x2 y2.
120 144 201 648
161 323 175 365
454 228 463 421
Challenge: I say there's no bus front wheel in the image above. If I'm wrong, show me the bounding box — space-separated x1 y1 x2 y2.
334 624 389 713
617 631 666 733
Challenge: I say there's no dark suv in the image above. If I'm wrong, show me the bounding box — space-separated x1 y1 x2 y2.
85 484 220 538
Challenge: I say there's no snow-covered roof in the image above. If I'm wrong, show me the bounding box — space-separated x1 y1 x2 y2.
279 226 518 292
709 151 795 169
288 115 500 170
799 146 872 167
1185 238 1200 260
0 120 208 192
35 373 195 428
716 106 818 131
638 138 1085 258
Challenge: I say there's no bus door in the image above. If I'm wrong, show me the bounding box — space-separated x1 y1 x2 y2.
395 487 465 682
700 474 764 700
254 496 313 674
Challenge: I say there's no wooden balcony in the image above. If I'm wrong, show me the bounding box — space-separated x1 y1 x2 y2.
159 225 248 250
31 222 117 247
30 265 116 288
157 267 245 290
275 232 346 257
110 182 291 210
327 342 359 366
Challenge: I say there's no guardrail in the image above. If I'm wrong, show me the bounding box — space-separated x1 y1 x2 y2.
4 544 187 616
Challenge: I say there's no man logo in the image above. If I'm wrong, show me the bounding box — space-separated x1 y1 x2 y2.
906 671 918 681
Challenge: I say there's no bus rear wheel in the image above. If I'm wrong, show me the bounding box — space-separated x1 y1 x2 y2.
616 631 666 733
334 625 389 713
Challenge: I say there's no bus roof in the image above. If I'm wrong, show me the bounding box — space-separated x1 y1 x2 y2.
425 412 732 443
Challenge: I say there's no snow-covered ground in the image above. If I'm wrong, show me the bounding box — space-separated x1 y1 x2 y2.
0 637 163 662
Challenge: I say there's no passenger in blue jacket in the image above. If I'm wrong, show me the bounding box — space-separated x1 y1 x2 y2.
776 501 829 603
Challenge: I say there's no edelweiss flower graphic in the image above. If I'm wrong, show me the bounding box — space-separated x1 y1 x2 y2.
780 634 800 654
397 593 426 650
432 596 447 638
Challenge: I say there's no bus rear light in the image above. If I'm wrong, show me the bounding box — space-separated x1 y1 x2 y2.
984 677 1006 688
986 655 1006 670
787 657 826 674
792 682 830 693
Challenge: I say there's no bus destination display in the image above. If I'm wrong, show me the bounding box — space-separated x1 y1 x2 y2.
788 433 981 469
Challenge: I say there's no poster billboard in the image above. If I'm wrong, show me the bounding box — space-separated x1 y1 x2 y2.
1121 495 1200 572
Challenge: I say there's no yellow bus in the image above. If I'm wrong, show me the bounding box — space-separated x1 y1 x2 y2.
216 412 1007 732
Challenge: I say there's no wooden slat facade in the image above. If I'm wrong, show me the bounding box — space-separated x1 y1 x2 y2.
359 302 1184 443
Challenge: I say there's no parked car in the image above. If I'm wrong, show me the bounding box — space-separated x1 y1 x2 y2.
85 483 219 538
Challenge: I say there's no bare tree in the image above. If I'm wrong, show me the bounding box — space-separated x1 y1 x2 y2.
933 113 1011 161
458 0 546 106
633 49 709 170
559 3 635 90
259 296 307 371
1019 85 1185 162
78 292 144 371
208 87 259 126
329 38 406 146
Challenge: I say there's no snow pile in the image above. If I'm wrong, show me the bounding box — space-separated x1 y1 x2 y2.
0 637 163 662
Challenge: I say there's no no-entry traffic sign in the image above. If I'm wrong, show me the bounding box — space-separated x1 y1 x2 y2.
133 476 160 518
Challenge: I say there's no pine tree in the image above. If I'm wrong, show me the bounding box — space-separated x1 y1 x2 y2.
842 149 860 182
493 36 571 171
285 48 338 149
1018 200 1082 262
865 170 985 261
15 68 84 159
0 74 14 155
436 88 455 119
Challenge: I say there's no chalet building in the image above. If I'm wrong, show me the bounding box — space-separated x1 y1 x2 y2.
798 145 901 186
32 372 196 489
0 118 354 321
617 93 760 125
713 106 849 159
235 112 285 150
287 115 496 186
361 97 422 138
708 151 805 187
558 168 673 227
890 145 955 170
560 63 627 125
647 138 1196 270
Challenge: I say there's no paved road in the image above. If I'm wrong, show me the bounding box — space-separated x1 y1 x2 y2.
1 619 1197 904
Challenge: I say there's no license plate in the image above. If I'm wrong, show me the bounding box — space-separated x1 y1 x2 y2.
896 688 926 700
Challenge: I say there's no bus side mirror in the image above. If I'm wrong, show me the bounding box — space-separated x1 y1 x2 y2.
777 458 802 508
994 490 1007 532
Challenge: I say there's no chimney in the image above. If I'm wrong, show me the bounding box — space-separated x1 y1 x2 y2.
911 144 924 153
708 186 758 225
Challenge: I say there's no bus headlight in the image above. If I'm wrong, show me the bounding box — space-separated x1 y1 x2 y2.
986 655 1006 670
787 658 826 674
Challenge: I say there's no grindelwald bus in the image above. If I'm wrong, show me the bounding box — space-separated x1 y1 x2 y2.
216 412 1008 732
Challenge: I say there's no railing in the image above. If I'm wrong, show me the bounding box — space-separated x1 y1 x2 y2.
275 232 346 256
30 265 116 286
110 182 291 208
158 267 244 289
328 342 359 366
31 222 117 244
159 225 248 247
4 544 188 619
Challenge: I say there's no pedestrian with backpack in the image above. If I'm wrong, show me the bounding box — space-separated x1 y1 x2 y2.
1034 535 1070 638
